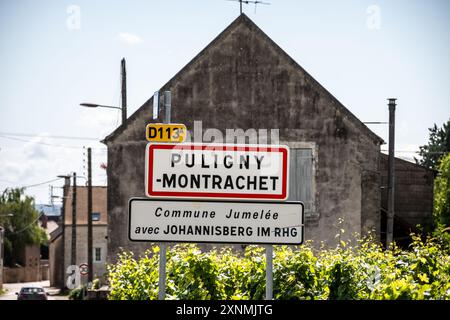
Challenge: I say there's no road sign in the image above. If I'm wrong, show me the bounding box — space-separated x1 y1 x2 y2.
79 263 88 276
128 198 303 245
146 123 187 143
145 143 289 200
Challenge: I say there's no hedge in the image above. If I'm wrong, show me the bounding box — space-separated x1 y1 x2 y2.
107 234 450 300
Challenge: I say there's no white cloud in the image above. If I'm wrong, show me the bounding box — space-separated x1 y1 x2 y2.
0 132 107 204
117 32 142 45
23 134 50 159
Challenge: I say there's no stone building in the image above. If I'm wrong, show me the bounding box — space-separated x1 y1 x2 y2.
2 244 42 283
380 154 436 246
103 14 388 262
49 186 108 287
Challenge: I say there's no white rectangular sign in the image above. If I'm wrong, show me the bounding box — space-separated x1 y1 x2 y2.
129 198 304 245
145 143 289 200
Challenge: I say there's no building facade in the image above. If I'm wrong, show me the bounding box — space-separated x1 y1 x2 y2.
49 186 108 287
103 14 387 263
380 154 436 246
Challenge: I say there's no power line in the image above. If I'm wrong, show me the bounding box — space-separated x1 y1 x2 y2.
11 212 44 234
0 132 100 141
0 178 63 189
0 135 106 150
21 178 63 189
0 135 84 149
381 150 418 153
380 150 446 154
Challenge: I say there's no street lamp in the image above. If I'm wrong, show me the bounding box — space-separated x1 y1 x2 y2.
80 58 127 125
80 102 125 124
80 103 122 110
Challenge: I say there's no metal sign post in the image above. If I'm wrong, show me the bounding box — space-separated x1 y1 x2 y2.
158 242 166 300
158 91 171 300
265 245 273 300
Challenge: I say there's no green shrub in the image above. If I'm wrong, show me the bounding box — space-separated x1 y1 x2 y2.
107 234 450 300
68 286 86 300
91 278 101 290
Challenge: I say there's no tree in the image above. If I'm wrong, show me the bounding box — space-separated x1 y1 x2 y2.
434 153 450 228
416 119 450 170
0 188 48 266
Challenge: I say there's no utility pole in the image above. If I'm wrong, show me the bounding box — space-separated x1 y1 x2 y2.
121 58 127 125
71 172 77 266
386 98 397 249
59 175 71 288
87 148 93 283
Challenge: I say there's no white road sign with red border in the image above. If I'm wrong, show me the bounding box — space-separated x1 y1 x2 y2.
145 143 289 200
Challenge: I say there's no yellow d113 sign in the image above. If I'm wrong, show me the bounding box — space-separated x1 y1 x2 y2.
146 123 187 143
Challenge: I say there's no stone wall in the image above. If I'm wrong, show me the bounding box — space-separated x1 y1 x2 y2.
2 244 48 283
49 235 63 287
380 154 435 232
64 225 108 283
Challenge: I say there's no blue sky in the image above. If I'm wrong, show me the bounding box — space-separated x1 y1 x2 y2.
0 0 449 204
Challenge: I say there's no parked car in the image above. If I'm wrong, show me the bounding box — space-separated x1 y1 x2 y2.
16 286 48 300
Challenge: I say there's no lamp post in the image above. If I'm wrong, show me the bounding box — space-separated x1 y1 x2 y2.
80 57 127 124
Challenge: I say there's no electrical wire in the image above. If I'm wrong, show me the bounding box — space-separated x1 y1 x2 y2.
380 150 446 154
21 178 63 189
0 132 100 141
0 135 106 150
11 212 44 234
1 178 64 190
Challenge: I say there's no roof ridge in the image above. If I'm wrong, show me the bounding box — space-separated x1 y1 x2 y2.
103 14 251 144
103 13 383 144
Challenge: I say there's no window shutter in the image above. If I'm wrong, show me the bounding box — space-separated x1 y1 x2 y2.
288 148 314 214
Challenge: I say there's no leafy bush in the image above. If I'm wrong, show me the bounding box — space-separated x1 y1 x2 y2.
434 153 450 227
91 279 101 290
107 234 450 300
69 286 86 300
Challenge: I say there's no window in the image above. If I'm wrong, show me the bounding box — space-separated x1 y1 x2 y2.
92 212 100 221
94 247 102 262
287 145 316 216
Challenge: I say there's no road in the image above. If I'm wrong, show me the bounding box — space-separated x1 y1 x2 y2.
0 280 68 300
